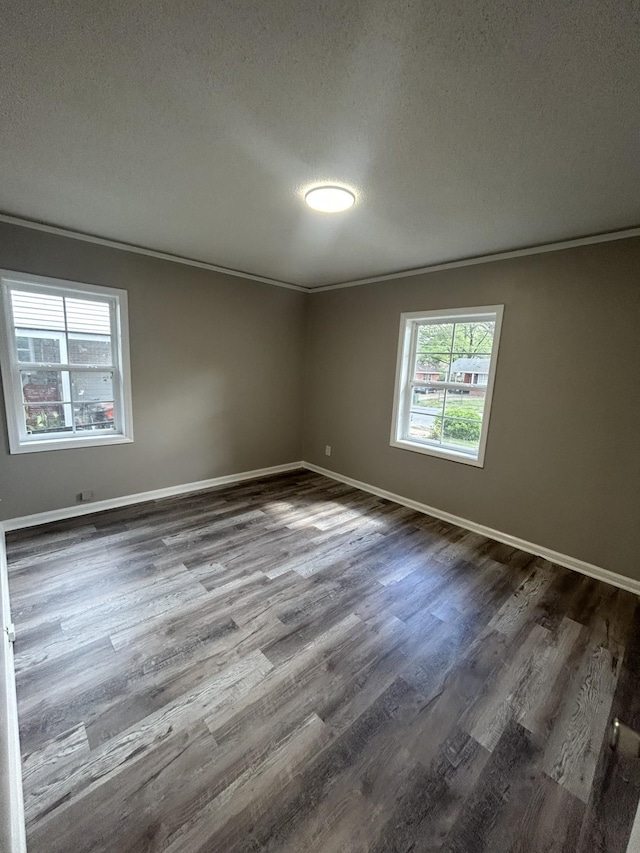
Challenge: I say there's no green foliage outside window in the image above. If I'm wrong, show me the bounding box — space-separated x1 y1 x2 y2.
432 407 481 442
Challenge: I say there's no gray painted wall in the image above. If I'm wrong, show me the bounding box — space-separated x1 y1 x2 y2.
0 222 638 581
0 223 307 519
303 237 640 581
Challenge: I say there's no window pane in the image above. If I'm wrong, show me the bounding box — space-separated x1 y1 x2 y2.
408 381 445 443
407 388 486 452
440 417 481 453
15 333 62 364
444 388 486 421
452 321 495 354
74 402 115 431
22 404 70 435
68 334 113 365
408 409 440 443
71 372 115 431
21 370 65 404
414 354 450 382
71 371 114 403
412 386 445 409
16 336 32 362
416 323 454 354
449 355 492 385
11 290 65 331
65 297 111 335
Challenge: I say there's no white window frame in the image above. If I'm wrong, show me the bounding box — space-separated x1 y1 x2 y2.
390 305 503 467
0 270 134 454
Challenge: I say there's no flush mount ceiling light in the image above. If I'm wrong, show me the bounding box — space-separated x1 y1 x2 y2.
304 185 356 213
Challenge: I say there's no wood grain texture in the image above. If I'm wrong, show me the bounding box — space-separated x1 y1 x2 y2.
6 470 640 853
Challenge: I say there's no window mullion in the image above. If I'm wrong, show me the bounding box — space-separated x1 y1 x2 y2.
61 296 70 363
59 296 74 433
109 299 122 433
403 321 419 439
410 380 487 392
16 362 116 372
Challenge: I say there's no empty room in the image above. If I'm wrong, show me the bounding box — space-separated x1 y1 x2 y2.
1 2 639 852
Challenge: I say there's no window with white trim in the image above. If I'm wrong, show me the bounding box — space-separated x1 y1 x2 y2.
0 270 133 453
391 306 503 467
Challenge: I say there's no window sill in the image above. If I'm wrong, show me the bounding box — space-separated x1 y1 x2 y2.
390 437 485 467
9 434 134 454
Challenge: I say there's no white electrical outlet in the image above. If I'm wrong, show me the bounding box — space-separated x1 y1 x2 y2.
80 490 93 502
325 445 332 456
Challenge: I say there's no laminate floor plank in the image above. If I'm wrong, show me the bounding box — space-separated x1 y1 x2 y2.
577 602 640 853
445 720 583 853
6 470 639 853
543 640 621 803
23 648 275 827
357 729 490 853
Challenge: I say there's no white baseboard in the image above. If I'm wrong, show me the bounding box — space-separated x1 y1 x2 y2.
1 462 305 532
303 462 640 597
0 534 27 853
2 458 638 596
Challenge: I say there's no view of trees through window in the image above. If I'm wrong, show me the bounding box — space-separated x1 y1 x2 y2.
409 320 496 454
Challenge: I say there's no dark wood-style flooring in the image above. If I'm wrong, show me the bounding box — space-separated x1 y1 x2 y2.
6 470 640 852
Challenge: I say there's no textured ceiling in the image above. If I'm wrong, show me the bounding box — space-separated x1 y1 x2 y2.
0 0 639 288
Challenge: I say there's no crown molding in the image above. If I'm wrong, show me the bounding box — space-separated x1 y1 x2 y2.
0 213 307 293
1 212 639 294
308 225 640 292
